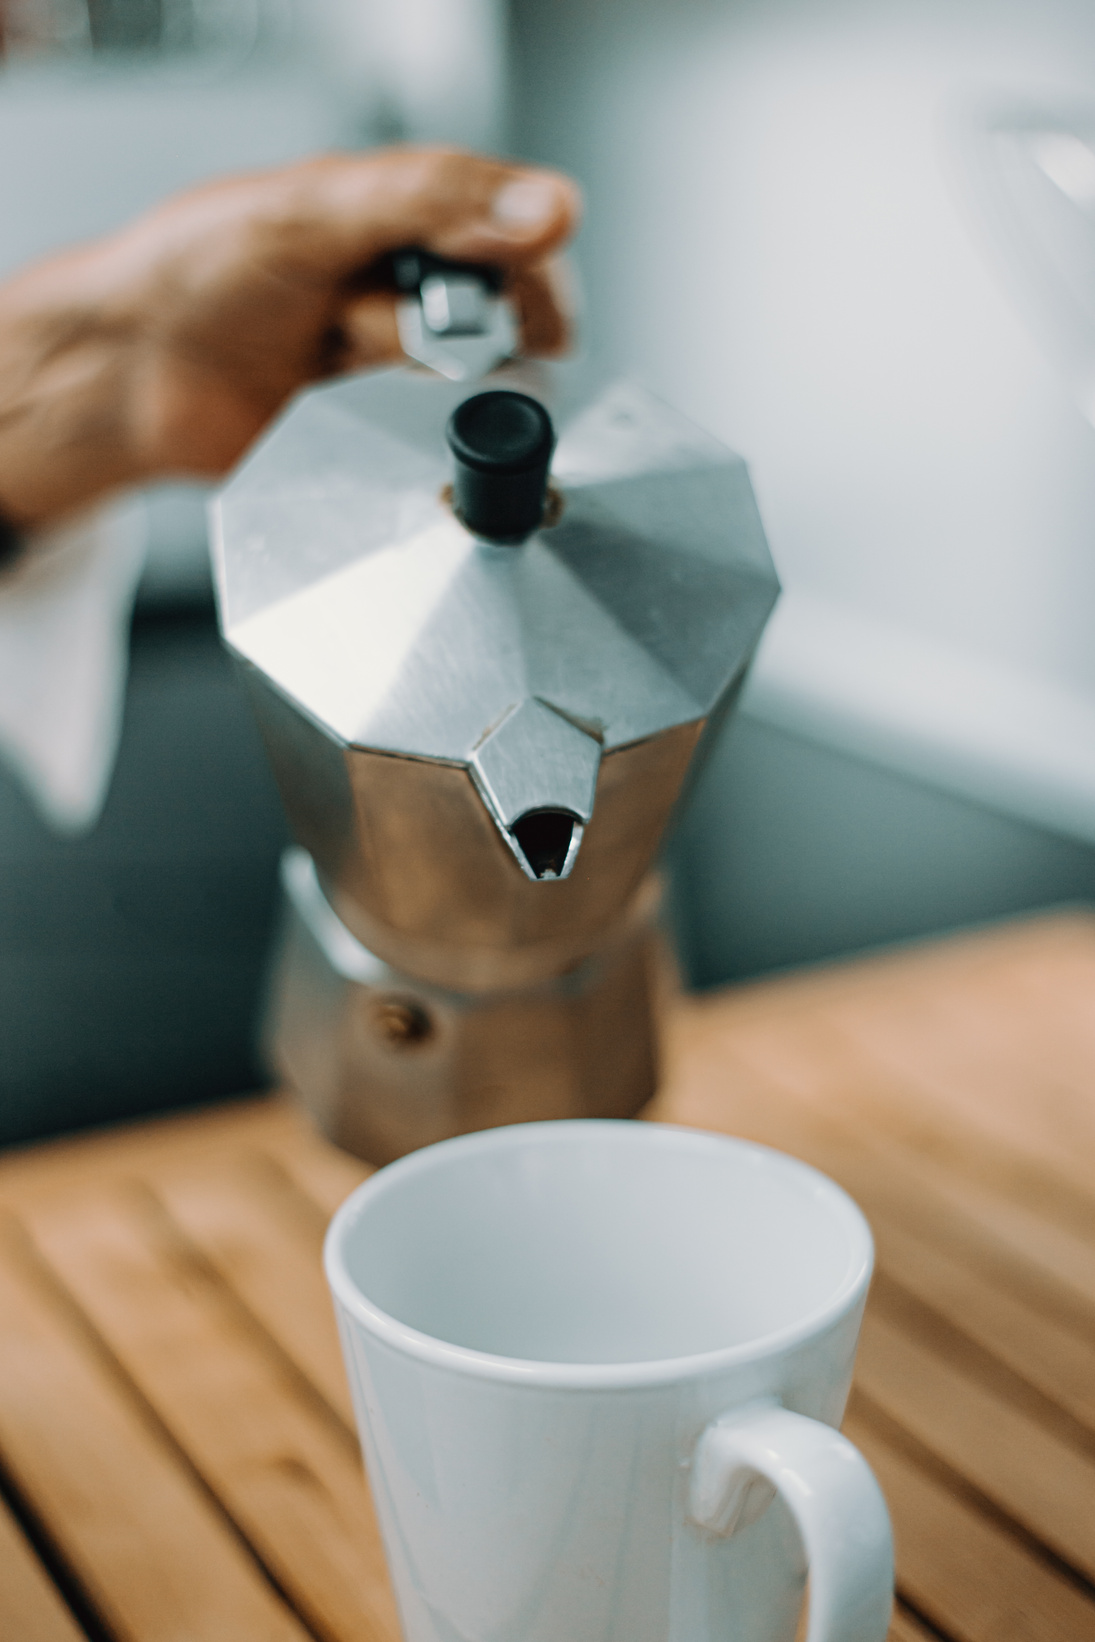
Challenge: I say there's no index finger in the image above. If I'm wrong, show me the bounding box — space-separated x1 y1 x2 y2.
251 147 582 280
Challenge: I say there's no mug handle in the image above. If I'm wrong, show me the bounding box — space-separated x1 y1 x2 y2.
688 1400 894 1642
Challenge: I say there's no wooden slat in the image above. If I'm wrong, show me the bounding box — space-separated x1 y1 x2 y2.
656 1021 1095 1351
2 911 1094 1639
827 953 1095 1178
727 1002 1095 1250
24 1181 400 1642
889 1609 945 1642
867 1218 1095 1436
846 1404 1095 1642
0 1214 308 1642
266 1136 371 1222
993 928 1095 1079
151 1153 356 1428
657 1001 1095 1625
0 1492 86 1642
691 913 1095 1255
0 1097 292 1206
856 1308 1095 1581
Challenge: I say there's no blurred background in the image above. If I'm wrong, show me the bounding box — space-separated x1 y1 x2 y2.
4 0 1095 1144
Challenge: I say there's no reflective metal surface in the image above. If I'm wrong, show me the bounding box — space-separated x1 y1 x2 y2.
239 672 703 990
215 358 778 1159
215 371 775 758
214 367 777 894
395 278 518 381
269 849 665 1167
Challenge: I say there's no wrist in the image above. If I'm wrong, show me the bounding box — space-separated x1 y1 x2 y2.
0 246 148 530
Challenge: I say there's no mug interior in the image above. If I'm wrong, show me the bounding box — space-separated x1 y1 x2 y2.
333 1122 869 1366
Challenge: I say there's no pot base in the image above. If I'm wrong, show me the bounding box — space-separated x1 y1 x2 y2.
264 849 669 1166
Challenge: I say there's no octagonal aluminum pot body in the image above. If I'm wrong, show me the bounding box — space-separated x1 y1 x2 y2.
212 363 778 992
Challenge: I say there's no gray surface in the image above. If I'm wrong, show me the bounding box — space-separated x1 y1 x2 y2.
269 849 662 1166
0 609 288 1148
212 359 776 1016
668 712 1095 987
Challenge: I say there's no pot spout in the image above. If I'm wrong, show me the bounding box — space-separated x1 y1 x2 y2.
470 697 601 880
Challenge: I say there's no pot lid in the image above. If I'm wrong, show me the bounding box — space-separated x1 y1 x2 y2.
211 363 779 762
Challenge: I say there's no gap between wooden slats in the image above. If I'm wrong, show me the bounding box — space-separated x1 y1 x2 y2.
147 1152 359 1430
889 1604 951 1642
171 1083 1095 1635
868 1222 1095 1436
0 1212 311 1642
2 913 1093 1642
657 1015 1095 1375
820 928 1095 1176
650 1036 1095 1622
0 1485 87 1642
692 914 1095 1259
847 1405 1095 1641
23 1178 400 1642
658 1032 1095 1406
856 1306 1095 1582
727 996 1095 1259
260 1130 372 1220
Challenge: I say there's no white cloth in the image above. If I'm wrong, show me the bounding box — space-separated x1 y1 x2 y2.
0 500 146 833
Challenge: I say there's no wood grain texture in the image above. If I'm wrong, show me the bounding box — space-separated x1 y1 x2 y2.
152 1152 357 1428
847 1403 1095 1642
0 1097 289 1205
0 1214 308 1642
856 1308 1095 1581
24 1182 399 1642
2 911 1095 1639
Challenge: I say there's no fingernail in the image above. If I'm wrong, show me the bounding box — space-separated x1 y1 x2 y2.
492 177 561 233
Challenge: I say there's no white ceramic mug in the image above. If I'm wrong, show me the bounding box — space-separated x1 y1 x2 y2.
325 1120 893 1642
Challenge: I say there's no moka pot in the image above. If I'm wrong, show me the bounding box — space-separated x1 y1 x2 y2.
211 257 779 1163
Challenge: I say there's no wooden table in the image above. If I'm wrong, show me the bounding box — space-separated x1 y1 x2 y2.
3 911 1095 1642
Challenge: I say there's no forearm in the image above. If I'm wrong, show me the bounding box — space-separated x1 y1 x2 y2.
0 150 579 535
0 247 146 531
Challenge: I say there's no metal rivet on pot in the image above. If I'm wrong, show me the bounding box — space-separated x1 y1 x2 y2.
373 999 433 1047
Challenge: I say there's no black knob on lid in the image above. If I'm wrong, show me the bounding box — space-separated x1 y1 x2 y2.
446 391 555 543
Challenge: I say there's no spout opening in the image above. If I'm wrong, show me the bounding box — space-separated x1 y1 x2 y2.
510 809 580 880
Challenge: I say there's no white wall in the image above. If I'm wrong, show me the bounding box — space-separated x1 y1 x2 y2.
508 0 1095 977
510 0 1095 847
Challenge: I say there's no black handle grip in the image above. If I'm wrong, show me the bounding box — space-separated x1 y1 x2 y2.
447 391 555 543
388 247 505 297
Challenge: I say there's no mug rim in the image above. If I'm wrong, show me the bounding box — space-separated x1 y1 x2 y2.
323 1120 874 1389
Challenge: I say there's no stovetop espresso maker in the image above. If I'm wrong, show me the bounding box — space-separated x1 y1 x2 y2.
212 257 779 1164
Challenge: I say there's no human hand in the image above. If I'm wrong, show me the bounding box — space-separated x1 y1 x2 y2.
0 148 580 529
